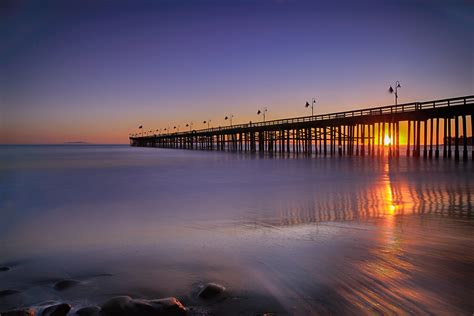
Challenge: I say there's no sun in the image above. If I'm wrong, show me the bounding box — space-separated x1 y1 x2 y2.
384 135 392 146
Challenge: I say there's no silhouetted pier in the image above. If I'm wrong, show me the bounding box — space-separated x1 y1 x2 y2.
130 95 474 161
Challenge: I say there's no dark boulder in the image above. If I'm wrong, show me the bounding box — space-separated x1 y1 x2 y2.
0 266 10 272
198 283 226 299
41 303 71 316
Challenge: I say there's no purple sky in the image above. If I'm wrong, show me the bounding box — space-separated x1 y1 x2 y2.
0 0 472 144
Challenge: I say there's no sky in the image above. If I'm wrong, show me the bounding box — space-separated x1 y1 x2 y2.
0 0 472 144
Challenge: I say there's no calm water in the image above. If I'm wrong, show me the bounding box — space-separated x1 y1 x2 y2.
0 145 473 315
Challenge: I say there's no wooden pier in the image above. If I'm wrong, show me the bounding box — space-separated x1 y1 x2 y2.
130 95 474 161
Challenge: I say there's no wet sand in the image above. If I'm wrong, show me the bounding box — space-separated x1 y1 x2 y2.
0 145 473 315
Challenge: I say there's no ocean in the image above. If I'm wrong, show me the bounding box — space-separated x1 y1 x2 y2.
0 145 473 315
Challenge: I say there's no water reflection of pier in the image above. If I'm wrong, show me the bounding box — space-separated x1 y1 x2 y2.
246 162 472 227
131 95 474 162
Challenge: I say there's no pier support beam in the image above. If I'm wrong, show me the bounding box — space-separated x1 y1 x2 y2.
381 122 385 157
454 116 459 161
435 118 439 158
423 120 428 159
361 124 365 156
324 128 327 156
395 121 400 158
338 126 342 156
429 118 433 158
371 124 375 157
416 120 421 158
448 118 452 158
443 118 447 158
472 114 474 161
406 120 411 157
462 115 468 161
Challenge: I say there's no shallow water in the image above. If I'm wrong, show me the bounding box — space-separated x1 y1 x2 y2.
0 145 473 315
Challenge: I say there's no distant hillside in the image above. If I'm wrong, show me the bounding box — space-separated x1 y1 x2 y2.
63 141 91 144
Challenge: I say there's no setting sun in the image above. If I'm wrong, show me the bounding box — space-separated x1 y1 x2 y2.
384 135 392 146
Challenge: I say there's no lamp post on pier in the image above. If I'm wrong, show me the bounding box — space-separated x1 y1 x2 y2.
388 81 401 105
305 98 316 116
257 107 268 122
225 114 234 127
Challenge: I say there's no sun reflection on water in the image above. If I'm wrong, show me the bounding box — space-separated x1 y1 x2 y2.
240 159 474 314
339 160 466 314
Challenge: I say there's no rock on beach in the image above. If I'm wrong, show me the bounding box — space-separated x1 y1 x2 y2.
198 283 226 299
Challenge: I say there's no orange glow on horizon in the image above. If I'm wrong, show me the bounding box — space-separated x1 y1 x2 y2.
2 106 471 145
